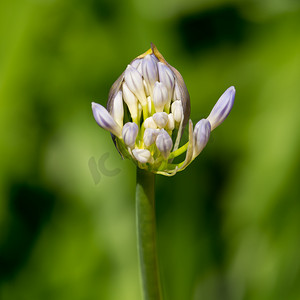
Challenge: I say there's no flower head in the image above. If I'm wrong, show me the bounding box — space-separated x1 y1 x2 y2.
92 44 235 176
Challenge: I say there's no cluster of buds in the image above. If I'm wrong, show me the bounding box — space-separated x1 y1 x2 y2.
92 44 235 176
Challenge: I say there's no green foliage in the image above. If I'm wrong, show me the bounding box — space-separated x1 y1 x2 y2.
1 0 300 299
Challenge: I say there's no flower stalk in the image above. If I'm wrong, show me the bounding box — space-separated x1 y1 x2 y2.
91 44 236 299
136 168 162 300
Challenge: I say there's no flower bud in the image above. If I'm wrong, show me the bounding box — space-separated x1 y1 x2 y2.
193 119 211 158
173 81 181 101
171 100 183 123
144 116 158 129
92 43 233 176
158 62 174 102
166 113 175 131
153 81 169 112
122 82 138 120
152 112 168 128
122 122 139 149
92 102 122 138
132 149 152 164
143 128 159 147
124 65 147 106
207 86 235 131
130 58 141 69
156 129 173 160
111 91 124 127
142 54 158 96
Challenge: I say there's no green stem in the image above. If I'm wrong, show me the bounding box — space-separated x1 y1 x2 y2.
136 168 163 300
169 141 189 159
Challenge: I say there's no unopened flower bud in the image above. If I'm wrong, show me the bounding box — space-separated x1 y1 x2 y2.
173 81 181 101
92 102 122 138
153 112 168 128
153 81 169 112
193 119 211 158
158 62 174 103
132 149 152 164
130 58 141 69
124 65 147 106
207 86 235 131
156 129 173 160
92 43 233 176
142 54 158 96
111 91 124 127
122 122 139 149
122 82 138 120
144 117 157 129
166 113 175 131
171 100 183 123
143 128 159 147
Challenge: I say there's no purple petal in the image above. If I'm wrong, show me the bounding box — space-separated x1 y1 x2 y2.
207 86 235 131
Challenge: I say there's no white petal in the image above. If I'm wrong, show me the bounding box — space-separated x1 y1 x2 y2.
122 82 138 120
156 129 173 160
171 100 183 123
207 86 235 131
153 81 169 112
152 112 169 128
144 117 158 129
143 128 160 147
158 62 174 103
193 119 211 158
166 113 175 131
142 54 158 95
92 102 122 137
130 59 141 69
132 149 152 164
147 96 153 113
173 81 181 101
111 91 124 127
124 65 147 106
122 122 139 149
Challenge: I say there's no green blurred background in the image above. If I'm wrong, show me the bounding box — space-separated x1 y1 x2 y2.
1 0 300 299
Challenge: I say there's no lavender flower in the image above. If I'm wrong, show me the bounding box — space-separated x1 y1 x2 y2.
91 44 235 176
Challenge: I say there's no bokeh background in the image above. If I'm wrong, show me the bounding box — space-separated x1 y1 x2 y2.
1 0 300 299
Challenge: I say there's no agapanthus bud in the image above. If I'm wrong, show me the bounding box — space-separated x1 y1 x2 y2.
142 54 158 96
152 112 168 128
144 116 158 129
132 149 152 164
143 128 159 147
130 58 141 69
156 129 173 160
122 122 139 149
111 91 124 127
207 86 235 131
92 102 122 138
92 43 234 176
171 100 183 123
122 82 138 121
193 119 211 158
166 113 175 131
153 81 169 112
173 81 181 101
124 65 147 106
158 62 174 103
